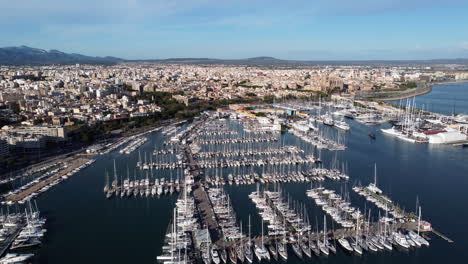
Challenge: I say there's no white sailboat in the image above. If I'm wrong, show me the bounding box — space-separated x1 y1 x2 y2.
244 216 253 264
408 206 429 246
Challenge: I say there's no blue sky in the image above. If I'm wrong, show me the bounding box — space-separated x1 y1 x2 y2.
1 0 468 60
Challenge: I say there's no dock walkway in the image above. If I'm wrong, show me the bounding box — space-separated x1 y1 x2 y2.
6 157 92 202
432 229 454 243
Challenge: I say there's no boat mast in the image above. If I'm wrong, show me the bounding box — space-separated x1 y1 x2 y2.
113 159 118 186
261 218 264 246
374 163 377 186
323 215 326 245
240 221 243 251
418 206 422 235
249 214 251 245
355 212 359 246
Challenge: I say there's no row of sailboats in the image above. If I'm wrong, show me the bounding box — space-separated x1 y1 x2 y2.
104 160 183 199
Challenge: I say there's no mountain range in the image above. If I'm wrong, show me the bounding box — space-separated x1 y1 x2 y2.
1 46 468 66
0 46 122 65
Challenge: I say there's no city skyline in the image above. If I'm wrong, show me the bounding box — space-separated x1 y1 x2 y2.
2 0 468 60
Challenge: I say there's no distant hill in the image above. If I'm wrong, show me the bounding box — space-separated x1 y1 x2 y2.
0 46 123 65
133 57 468 66
1 46 468 66
130 56 300 66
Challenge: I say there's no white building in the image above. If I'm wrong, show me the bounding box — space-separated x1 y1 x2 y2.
428 131 467 144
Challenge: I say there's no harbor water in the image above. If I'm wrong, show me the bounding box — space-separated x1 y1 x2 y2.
14 85 468 263
389 81 468 115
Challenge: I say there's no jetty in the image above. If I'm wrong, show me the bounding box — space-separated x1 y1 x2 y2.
0 222 26 257
6 157 92 203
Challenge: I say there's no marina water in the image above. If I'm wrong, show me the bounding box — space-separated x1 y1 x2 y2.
390 81 468 115
16 84 468 263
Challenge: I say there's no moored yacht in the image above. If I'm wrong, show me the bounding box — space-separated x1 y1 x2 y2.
211 247 221 264
0 253 34 263
244 244 253 264
268 243 278 261
338 237 353 253
392 232 410 249
277 240 287 261
291 242 303 259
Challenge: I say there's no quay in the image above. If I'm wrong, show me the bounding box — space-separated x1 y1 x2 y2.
193 184 223 244
181 119 225 245
6 156 93 203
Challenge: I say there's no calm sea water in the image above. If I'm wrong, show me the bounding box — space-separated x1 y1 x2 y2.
389 82 468 115
8 99 468 263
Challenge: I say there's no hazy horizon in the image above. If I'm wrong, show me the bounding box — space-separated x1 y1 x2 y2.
1 0 468 61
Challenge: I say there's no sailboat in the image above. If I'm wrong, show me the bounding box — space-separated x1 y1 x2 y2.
254 219 270 261
105 170 113 199
220 248 228 264
219 234 227 264
277 218 288 261
309 234 320 256
0 253 35 263
112 160 120 197
301 210 312 258
120 171 125 198
124 167 131 197
379 207 393 251
291 236 303 258
268 242 278 261
324 216 336 254
352 215 363 255
318 216 329 256
408 207 429 246
244 216 253 264
368 163 382 194
338 235 353 253
133 172 139 197
365 210 378 252
237 222 245 263
202 230 211 264
211 247 221 264
103 169 109 193
301 234 312 258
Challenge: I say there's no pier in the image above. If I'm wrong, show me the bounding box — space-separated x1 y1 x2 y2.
432 229 454 243
193 184 223 244
6 156 93 203
0 222 26 257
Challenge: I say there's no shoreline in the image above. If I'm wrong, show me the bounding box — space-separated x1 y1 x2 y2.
430 80 468 86
373 86 432 102
374 80 468 102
